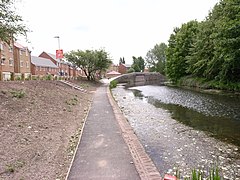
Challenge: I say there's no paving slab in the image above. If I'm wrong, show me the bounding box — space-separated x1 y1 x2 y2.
67 85 140 180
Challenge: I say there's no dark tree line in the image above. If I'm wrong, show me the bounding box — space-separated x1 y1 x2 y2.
165 0 240 84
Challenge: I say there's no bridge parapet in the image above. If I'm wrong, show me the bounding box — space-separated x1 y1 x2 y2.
112 72 166 87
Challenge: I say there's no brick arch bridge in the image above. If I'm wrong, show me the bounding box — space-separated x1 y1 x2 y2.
112 72 166 87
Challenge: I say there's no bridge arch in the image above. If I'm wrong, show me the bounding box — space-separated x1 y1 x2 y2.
112 72 166 87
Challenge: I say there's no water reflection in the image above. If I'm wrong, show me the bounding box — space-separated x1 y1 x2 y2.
130 86 240 147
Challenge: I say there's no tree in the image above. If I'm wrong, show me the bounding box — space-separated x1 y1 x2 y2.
146 43 167 74
209 0 240 82
131 56 145 72
0 0 28 42
166 20 199 83
119 57 125 64
65 49 112 80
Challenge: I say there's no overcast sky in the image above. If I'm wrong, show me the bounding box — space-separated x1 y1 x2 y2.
17 0 219 64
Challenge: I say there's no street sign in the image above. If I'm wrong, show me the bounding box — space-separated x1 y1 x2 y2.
56 49 63 59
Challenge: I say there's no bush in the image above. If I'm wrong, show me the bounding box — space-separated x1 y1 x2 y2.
10 72 14 81
127 67 135 73
45 74 52 80
110 80 117 89
21 73 25 80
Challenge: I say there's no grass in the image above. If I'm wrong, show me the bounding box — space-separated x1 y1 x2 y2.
174 166 222 180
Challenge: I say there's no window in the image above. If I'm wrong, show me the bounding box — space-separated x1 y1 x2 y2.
1 57 6 65
26 62 29 68
20 50 23 55
9 58 14 66
20 61 24 67
25 49 28 56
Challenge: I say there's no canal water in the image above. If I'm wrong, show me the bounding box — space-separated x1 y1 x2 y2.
112 85 240 179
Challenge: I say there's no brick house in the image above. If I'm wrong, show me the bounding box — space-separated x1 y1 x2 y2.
0 40 31 80
0 40 14 80
14 42 31 78
39 51 72 76
118 63 131 74
31 56 59 76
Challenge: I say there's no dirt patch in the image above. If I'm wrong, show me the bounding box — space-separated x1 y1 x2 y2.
0 80 99 180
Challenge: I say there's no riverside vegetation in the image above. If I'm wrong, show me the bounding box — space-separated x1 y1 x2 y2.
145 0 240 92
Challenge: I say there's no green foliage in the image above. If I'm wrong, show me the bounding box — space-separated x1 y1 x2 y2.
21 73 25 80
165 0 240 89
44 74 52 80
0 0 28 42
127 67 135 73
11 89 25 98
110 80 117 89
10 72 14 81
166 20 199 83
174 166 221 180
65 49 112 81
131 56 145 72
146 43 167 74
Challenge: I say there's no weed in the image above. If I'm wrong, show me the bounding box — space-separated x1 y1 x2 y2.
66 97 78 106
5 164 14 173
11 90 25 98
174 166 221 180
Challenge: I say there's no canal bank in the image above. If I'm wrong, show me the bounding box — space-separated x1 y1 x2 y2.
112 84 240 179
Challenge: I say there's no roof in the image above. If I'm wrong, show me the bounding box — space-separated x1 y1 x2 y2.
107 71 121 75
43 52 60 62
31 56 58 68
43 52 69 64
14 42 26 50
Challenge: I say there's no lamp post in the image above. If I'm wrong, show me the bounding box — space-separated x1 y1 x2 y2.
54 36 60 50
54 36 62 76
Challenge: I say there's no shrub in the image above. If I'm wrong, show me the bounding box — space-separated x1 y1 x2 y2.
127 67 135 73
21 73 25 80
110 80 117 89
10 72 14 81
45 74 52 80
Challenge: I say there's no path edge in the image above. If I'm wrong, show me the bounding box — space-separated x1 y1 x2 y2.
107 86 162 180
64 97 93 180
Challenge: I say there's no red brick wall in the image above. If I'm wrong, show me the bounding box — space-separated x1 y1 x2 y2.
0 41 14 73
31 65 59 76
118 64 127 74
14 47 31 74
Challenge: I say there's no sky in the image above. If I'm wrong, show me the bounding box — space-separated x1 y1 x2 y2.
16 0 219 64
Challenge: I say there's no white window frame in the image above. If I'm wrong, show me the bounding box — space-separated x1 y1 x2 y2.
9 58 14 66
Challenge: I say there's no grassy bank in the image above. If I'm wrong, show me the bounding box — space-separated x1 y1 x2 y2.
175 76 240 92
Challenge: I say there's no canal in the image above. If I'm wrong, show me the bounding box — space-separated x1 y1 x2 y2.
112 85 240 179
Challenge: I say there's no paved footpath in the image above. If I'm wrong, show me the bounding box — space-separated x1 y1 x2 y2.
67 85 140 180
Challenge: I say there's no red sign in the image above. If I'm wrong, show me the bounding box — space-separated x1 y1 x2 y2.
56 49 63 59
